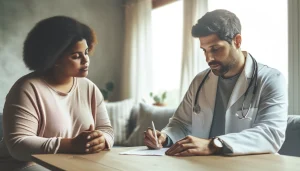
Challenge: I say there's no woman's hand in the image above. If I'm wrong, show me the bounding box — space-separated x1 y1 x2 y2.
85 130 107 153
70 124 94 153
59 124 107 154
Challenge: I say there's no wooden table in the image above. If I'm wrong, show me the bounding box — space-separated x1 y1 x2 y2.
32 147 300 171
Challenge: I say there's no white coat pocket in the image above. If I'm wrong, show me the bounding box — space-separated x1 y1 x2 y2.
233 108 258 131
192 110 213 138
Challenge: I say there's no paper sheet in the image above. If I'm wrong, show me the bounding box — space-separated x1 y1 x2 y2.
119 147 169 156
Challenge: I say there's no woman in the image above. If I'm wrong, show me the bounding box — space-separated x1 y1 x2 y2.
0 16 114 170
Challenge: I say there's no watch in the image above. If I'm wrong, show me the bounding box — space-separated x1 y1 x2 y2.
209 137 224 154
212 137 223 148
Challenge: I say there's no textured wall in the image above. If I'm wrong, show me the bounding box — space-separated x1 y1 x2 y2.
0 0 124 112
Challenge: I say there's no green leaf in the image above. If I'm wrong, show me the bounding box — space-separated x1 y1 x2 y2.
153 95 161 103
162 91 167 100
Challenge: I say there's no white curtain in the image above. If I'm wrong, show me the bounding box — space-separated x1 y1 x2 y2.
179 0 208 99
121 0 153 102
288 0 300 115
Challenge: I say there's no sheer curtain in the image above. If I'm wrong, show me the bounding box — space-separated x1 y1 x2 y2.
151 1 183 107
179 0 208 99
288 0 300 115
121 0 153 102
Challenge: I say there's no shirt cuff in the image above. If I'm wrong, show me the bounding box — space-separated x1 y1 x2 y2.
218 138 233 154
163 135 174 147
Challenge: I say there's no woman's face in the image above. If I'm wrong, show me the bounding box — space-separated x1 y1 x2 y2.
55 39 90 78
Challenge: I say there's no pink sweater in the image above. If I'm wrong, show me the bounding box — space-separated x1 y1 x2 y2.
0 72 114 164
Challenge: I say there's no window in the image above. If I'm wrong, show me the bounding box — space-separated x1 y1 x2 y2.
208 0 288 80
151 0 183 107
150 0 288 107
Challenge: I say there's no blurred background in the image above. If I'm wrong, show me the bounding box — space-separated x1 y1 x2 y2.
1 0 298 114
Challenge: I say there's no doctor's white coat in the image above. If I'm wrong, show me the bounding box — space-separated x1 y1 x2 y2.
162 54 288 155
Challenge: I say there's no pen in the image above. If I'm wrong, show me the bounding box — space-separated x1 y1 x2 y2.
151 121 159 148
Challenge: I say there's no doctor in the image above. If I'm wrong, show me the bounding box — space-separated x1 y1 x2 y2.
144 9 287 156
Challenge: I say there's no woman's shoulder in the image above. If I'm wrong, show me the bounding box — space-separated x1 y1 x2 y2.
10 72 43 91
5 72 45 104
76 77 103 101
76 77 97 88
76 77 101 94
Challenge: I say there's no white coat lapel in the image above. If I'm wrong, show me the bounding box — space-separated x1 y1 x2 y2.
227 53 254 109
193 70 218 138
203 71 218 113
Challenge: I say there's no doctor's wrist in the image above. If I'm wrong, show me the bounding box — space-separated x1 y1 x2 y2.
159 133 167 145
208 137 224 155
162 134 173 147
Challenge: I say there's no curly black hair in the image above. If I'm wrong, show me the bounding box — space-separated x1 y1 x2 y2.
23 16 97 72
191 9 241 44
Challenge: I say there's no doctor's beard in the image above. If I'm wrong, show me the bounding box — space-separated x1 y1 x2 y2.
209 58 237 77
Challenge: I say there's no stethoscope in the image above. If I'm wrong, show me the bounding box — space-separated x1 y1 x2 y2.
192 54 258 120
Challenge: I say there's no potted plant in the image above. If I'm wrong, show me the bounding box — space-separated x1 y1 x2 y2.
150 91 167 106
100 81 114 101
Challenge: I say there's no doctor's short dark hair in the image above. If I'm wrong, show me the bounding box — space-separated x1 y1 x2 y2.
191 9 241 44
23 16 97 72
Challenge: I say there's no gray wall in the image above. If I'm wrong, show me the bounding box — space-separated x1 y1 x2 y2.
0 0 124 112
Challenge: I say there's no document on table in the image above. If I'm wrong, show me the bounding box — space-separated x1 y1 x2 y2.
119 147 168 156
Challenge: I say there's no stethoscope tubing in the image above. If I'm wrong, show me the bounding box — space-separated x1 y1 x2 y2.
193 54 258 120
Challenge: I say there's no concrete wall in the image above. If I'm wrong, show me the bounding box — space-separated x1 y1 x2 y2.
0 0 124 112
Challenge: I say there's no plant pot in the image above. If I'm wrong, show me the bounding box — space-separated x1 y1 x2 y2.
153 102 166 107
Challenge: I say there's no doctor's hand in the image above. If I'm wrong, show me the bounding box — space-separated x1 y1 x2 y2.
144 128 166 149
165 135 215 156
